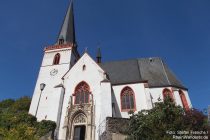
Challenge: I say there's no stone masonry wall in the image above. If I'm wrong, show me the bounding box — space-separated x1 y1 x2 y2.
100 117 130 140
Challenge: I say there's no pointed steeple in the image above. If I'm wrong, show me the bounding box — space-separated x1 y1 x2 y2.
57 0 76 45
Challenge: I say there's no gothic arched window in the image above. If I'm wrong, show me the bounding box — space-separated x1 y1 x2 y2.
163 88 173 101
121 87 136 111
179 90 189 110
74 82 90 104
53 53 60 65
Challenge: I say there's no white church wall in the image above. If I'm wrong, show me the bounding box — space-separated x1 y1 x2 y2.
29 64 70 120
44 87 63 121
144 87 154 109
149 88 166 104
42 48 72 66
99 82 112 128
173 90 183 107
54 87 65 138
111 89 121 118
58 53 112 140
112 83 148 118
149 87 192 109
172 89 192 108
182 90 192 108
29 49 73 122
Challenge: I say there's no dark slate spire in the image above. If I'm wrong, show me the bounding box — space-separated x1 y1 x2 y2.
57 0 75 45
96 48 102 63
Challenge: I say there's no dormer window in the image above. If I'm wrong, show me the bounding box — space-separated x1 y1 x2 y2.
53 53 60 65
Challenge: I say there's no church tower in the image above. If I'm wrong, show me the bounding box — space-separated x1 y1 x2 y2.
29 0 79 123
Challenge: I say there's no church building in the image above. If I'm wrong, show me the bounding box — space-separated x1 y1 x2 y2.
29 1 192 140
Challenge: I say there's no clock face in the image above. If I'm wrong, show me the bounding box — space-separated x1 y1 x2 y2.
50 69 58 76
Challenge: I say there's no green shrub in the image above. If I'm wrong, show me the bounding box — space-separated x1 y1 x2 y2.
0 97 56 140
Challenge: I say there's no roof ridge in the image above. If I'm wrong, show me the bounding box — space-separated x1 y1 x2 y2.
136 59 143 81
160 59 171 85
162 61 185 88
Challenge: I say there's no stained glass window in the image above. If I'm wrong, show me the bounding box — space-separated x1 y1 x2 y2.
121 87 135 111
163 89 173 101
74 82 90 104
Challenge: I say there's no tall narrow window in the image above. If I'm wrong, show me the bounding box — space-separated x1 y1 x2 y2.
121 87 135 111
74 82 90 104
163 88 173 101
179 90 189 110
53 53 60 65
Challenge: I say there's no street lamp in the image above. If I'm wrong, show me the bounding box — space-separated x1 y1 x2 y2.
40 83 46 91
35 83 46 117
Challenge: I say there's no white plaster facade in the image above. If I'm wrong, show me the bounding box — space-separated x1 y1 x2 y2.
29 47 77 122
149 87 192 108
29 49 192 140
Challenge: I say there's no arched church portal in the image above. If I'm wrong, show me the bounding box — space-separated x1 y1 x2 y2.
71 113 87 140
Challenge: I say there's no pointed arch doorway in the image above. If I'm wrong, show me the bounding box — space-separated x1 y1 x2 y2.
73 125 86 140
71 113 87 140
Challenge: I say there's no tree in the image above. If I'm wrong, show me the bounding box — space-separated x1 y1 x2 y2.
0 97 56 140
127 96 209 140
36 120 57 137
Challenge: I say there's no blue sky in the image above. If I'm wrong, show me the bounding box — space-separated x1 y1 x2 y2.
0 0 209 111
